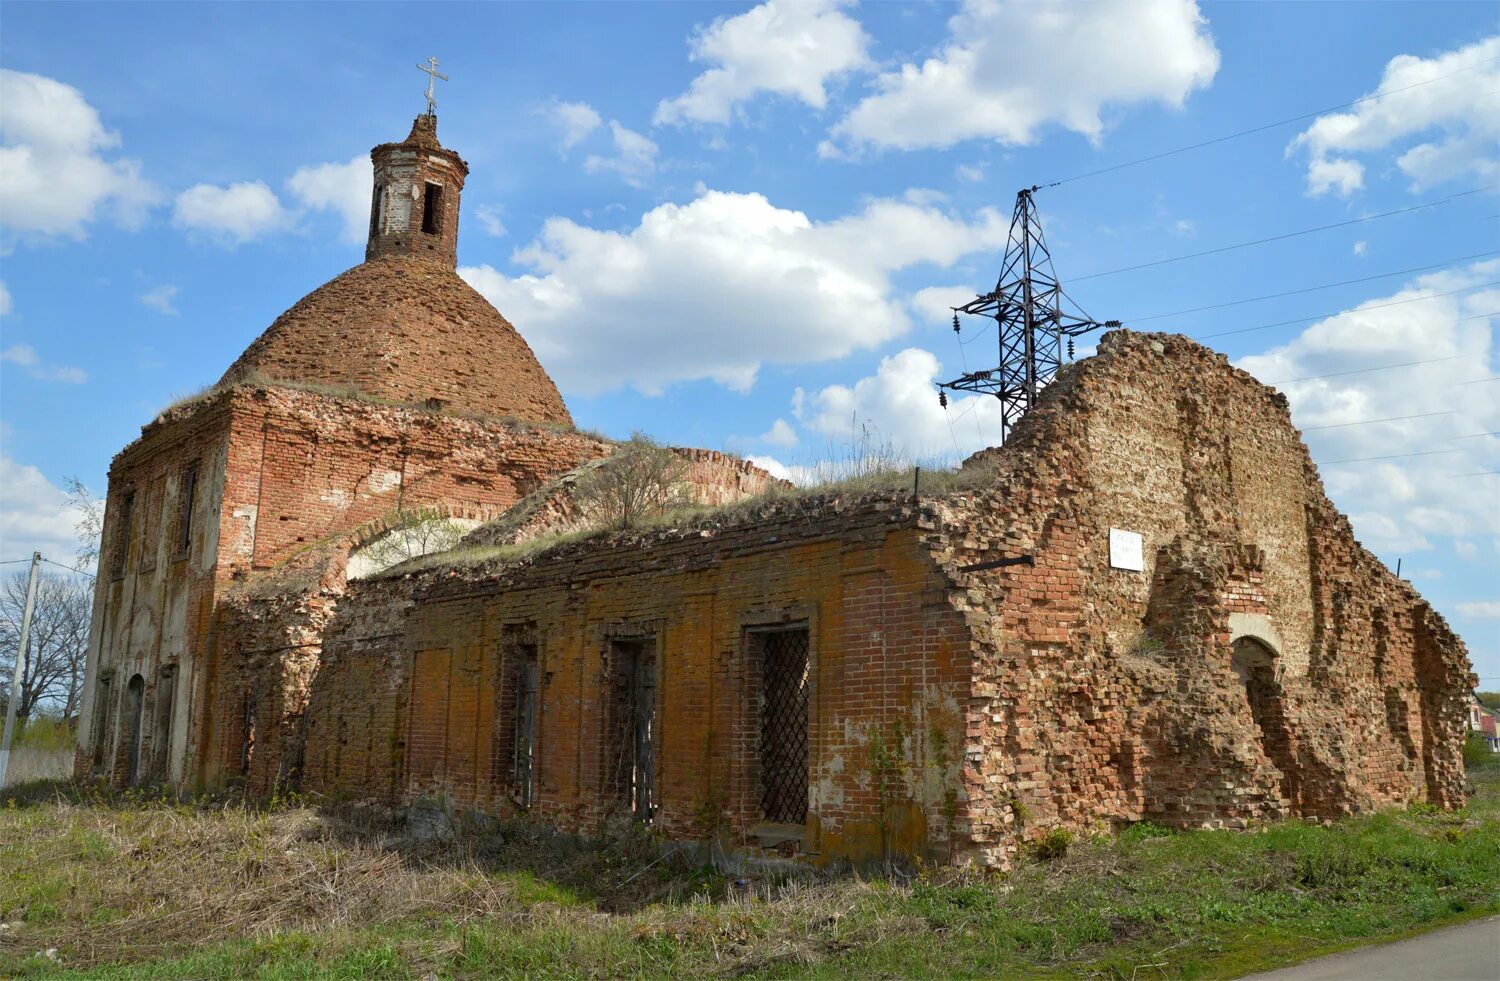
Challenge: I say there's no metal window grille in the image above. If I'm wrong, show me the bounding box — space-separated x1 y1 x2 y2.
757 628 809 824
513 657 538 808
607 640 657 820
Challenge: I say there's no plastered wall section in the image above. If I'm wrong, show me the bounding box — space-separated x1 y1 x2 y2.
303 503 976 867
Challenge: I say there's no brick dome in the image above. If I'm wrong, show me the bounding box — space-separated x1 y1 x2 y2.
219 115 573 427
219 256 572 425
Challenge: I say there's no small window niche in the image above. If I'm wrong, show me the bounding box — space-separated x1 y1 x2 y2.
421 182 443 234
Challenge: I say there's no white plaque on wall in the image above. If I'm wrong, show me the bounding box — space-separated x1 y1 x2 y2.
1109 528 1144 572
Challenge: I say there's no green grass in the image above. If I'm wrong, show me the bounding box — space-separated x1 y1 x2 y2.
3 763 1497 979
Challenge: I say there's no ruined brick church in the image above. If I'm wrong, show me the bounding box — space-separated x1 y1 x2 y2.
77 113 1474 867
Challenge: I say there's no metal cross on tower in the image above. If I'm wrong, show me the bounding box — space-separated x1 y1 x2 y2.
938 185 1120 441
416 56 448 116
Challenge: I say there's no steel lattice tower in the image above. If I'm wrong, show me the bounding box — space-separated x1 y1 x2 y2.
938 186 1119 441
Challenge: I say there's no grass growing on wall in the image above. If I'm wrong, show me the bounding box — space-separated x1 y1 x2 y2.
2 763 1498 979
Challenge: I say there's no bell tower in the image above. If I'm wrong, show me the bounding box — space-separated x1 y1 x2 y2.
365 114 469 267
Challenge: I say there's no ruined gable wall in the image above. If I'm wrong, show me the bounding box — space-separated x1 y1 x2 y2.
933 331 1471 864
303 498 976 867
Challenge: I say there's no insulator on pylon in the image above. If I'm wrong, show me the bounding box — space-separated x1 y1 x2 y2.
952 313 961 333
938 390 948 409
1067 338 1074 359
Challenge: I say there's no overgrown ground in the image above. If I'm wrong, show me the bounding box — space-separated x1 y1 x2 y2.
3 752 1498 979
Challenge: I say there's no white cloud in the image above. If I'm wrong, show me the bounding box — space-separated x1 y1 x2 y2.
1353 240 1368 257
1457 539 1479 560
1 344 86 384
0 280 10 316
1288 35 1500 196
0 69 160 240
286 154 372 243
759 418 799 448
1236 258 1499 555
1172 219 1197 238
799 346 1005 462
910 284 978 327
955 163 985 183
746 454 818 486
172 181 288 244
655 0 871 126
476 204 507 237
0 456 86 561
460 189 1005 395
543 99 603 151
139 284 179 316
821 0 1218 156
1458 601 1500 619
584 122 660 187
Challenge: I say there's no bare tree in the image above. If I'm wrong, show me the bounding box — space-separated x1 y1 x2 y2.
0 571 92 724
355 508 469 570
574 434 689 530
64 476 104 574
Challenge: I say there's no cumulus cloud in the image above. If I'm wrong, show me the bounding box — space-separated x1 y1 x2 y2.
0 456 86 560
172 180 288 244
821 0 1218 156
758 419 799 448
0 280 11 316
1458 601 1500 619
0 69 160 240
460 189 1005 395
542 99 603 151
1288 35 1500 196
286 154 372 243
584 122 660 186
655 0 871 126
1 343 86 384
476 204 507 237
139 284 179 316
1236 258 1499 555
799 347 1006 461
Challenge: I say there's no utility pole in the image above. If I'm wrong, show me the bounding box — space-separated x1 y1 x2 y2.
938 186 1120 442
0 551 42 789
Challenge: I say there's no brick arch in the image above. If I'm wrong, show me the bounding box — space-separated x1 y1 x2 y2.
1228 613 1284 676
343 503 484 556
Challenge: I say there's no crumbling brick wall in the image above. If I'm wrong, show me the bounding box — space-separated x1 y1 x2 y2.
930 331 1472 865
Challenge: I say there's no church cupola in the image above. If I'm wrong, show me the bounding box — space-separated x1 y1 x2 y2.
365 113 469 267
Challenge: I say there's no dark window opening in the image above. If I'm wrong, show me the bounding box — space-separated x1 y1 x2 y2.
511 646 539 808
368 184 385 239
124 674 145 787
421 182 442 234
177 463 198 555
754 627 810 825
605 639 657 821
111 491 135 579
89 674 114 777
1231 638 1298 804
240 691 258 776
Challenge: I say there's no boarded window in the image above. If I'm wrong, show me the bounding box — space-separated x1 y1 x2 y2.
177 463 198 555
152 666 177 783
124 674 146 786
89 673 114 777
753 627 810 825
111 491 135 579
512 648 539 808
605 639 657 821
422 182 442 234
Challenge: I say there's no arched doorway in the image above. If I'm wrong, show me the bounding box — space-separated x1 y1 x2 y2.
1230 638 1297 805
124 674 146 787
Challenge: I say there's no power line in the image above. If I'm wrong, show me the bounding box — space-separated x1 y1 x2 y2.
1301 411 1453 432
1126 256 1497 324
1073 188 1488 283
1266 354 1464 385
1042 58 1500 188
1195 302 1496 342
1322 448 1465 465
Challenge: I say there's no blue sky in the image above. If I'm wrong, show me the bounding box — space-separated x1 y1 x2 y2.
1 1 1496 682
